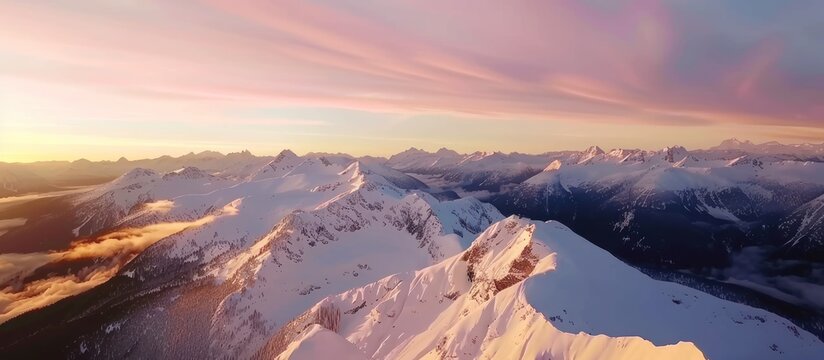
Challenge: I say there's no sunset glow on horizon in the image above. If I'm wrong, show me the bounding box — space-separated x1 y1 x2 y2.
1 0 823 162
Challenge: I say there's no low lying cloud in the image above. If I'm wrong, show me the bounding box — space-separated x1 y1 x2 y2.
719 246 824 311
0 267 115 324
0 201 241 324
63 216 215 261
0 218 27 237
0 218 27 231
0 252 59 284
143 200 175 213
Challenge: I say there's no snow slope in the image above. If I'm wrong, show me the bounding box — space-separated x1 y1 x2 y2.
205 162 503 358
71 167 238 236
780 193 824 257
0 151 503 358
266 217 823 359
274 325 367 360
3 143 823 359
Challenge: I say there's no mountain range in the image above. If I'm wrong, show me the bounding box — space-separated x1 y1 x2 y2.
1 139 823 359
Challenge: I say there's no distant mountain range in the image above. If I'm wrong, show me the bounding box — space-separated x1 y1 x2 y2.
1 139 823 359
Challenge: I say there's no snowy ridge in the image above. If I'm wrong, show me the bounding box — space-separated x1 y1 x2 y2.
3 142 824 359
247 150 303 181
207 165 502 357
780 193 824 252
386 147 559 191
712 138 824 158
505 144 824 264
525 144 824 190
264 217 823 359
21 153 502 359
71 166 237 236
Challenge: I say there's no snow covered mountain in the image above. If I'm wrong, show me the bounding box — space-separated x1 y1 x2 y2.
779 193 824 260
375 142 824 268
377 141 824 333
386 148 568 192
711 138 824 159
0 153 502 358
259 217 823 359
490 144 824 267
0 150 270 198
72 166 239 237
1 142 823 359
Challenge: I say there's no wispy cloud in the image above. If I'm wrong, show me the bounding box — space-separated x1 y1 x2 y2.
1 1 822 161
3 0 822 125
0 201 240 323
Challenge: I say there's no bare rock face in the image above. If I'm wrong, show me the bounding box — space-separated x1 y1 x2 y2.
461 218 546 302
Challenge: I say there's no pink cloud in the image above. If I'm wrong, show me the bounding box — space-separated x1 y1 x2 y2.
1 0 822 127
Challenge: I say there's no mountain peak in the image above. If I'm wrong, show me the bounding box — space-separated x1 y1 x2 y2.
662 145 687 151
716 138 754 149
163 166 209 180
274 149 299 163
584 145 605 156
178 150 223 160
117 167 158 182
396 147 429 156
543 159 563 171
122 167 156 177
435 147 459 156
461 216 550 300
227 149 254 158
662 145 689 163
575 146 605 164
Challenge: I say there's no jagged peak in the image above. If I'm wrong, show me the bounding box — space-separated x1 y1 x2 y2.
274 149 299 163
435 147 460 157
106 167 160 189
584 145 605 156
662 145 689 163
575 145 606 165
714 138 755 150
338 161 401 191
246 150 303 181
543 159 563 171
268 151 298 166
227 149 254 157
119 167 158 180
392 147 430 158
339 161 365 177
460 216 551 300
662 145 687 152
721 138 752 146
177 150 224 160
163 166 209 180
334 161 378 189
607 148 631 157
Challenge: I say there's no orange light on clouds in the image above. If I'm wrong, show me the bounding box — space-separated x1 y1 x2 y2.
0 0 822 162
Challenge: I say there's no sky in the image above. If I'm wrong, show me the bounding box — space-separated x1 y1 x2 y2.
1 0 823 162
